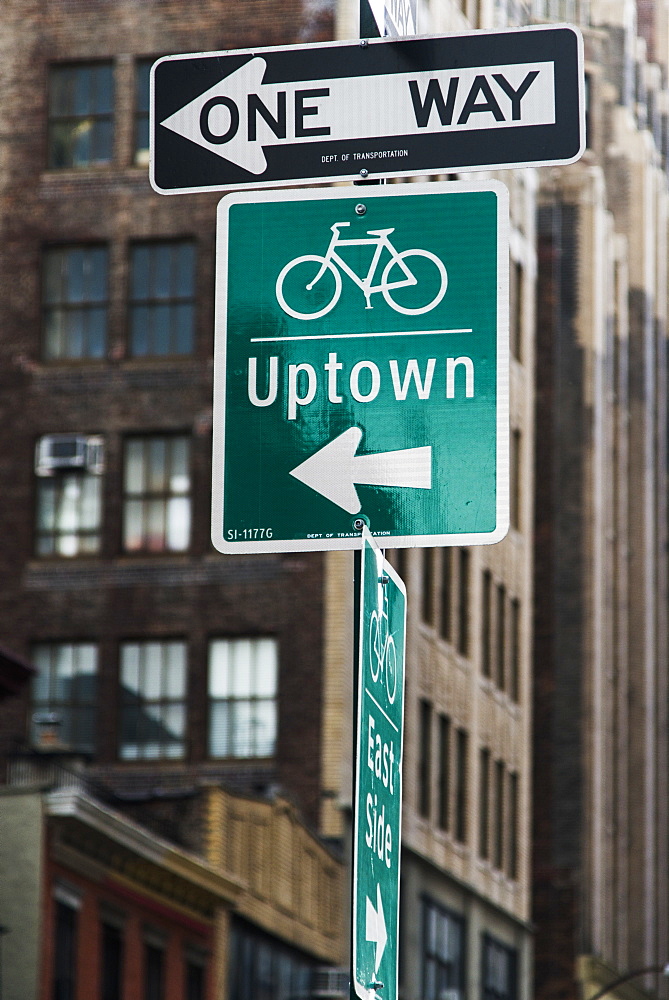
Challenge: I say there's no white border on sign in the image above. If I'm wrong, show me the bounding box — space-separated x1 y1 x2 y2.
211 181 509 555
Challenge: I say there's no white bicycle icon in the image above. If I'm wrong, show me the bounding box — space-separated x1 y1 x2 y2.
276 221 448 320
369 579 398 705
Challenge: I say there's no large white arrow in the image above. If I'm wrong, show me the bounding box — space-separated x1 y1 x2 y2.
159 55 555 174
366 883 388 975
289 426 431 515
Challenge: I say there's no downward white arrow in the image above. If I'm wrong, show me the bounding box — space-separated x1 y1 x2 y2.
289 427 431 515
366 883 388 975
159 56 555 175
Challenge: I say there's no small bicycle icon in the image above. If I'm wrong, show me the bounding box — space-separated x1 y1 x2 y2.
276 221 448 320
369 579 398 705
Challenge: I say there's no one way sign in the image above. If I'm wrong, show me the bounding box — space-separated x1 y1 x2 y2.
150 25 584 194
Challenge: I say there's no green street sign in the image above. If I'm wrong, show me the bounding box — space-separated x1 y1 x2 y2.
352 529 406 1000
211 182 509 554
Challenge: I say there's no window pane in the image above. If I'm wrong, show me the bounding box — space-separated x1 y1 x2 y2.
123 436 191 553
42 246 108 359
209 642 231 697
129 242 196 357
48 63 114 169
31 643 98 752
119 641 186 760
209 638 278 760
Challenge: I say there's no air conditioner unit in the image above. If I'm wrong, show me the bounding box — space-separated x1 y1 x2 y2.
35 434 104 477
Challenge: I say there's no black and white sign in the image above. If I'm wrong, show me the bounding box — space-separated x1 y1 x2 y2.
150 26 584 195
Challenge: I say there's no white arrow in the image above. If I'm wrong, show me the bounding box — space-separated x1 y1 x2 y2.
366 883 388 975
159 56 555 174
289 426 431 515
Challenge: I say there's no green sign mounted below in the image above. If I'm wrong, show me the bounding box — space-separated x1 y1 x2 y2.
352 529 406 1000
211 182 509 554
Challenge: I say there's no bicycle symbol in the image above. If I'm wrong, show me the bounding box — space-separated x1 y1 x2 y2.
369 577 398 705
276 221 448 321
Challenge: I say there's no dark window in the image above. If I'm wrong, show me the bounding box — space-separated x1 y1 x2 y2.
440 549 452 642
422 549 435 625
185 960 205 1000
228 918 315 1000
43 245 108 360
482 934 518 1000
422 898 465 1000
32 643 98 752
130 241 196 356
508 772 519 880
509 260 523 362
454 728 468 843
437 714 450 831
101 922 124 1000
144 943 164 1000
510 430 521 532
209 638 278 759
48 63 114 168
457 549 470 656
494 760 505 870
496 585 506 692
509 599 521 703
53 900 78 1000
120 641 186 760
418 699 432 819
479 747 491 860
123 436 191 553
135 59 152 165
481 570 492 677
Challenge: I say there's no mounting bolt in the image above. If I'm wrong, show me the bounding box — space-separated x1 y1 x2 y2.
355 203 367 216
379 575 389 585
353 518 366 531
359 168 369 178
367 982 384 992
360 38 369 47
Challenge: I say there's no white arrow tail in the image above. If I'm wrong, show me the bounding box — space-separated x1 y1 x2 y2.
289 426 432 514
366 883 388 974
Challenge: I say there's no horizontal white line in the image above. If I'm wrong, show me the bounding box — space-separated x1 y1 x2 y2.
365 687 399 732
250 328 473 343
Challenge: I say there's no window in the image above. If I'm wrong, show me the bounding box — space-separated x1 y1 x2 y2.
482 934 518 1000
494 760 505 870
101 922 124 1000
134 59 152 165
496 585 506 691
510 430 521 532
119 641 186 759
32 643 98 752
144 943 165 1000
48 62 114 168
479 747 491 860
508 772 519 880
418 699 432 818
129 241 196 356
440 549 452 642
185 954 206 1000
509 599 521 703
209 638 278 758
228 917 315 1000
53 899 78 1000
43 245 108 360
509 260 523 362
123 436 191 553
481 570 492 678
454 728 468 843
457 549 470 656
422 549 435 625
423 899 465 1000
437 714 450 831
35 438 104 557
